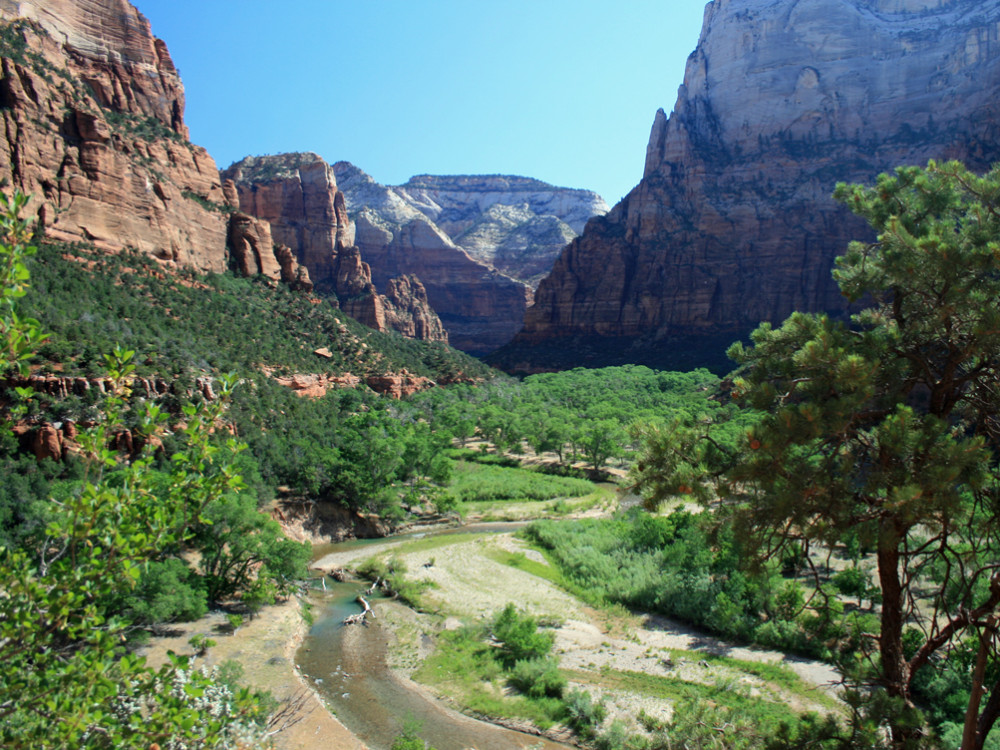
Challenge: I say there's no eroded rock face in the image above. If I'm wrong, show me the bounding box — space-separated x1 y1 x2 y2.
395 174 608 287
383 274 449 342
494 0 1000 372
223 153 448 343
0 2 306 284
334 162 539 354
0 3 226 271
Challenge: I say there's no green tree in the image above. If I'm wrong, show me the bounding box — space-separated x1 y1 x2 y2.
0 193 274 747
580 418 627 472
193 492 309 607
634 161 1000 748
490 603 555 667
332 409 406 514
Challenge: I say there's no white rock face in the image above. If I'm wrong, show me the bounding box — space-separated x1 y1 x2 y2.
396 175 608 236
454 204 577 288
333 166 609 286
333 162 534 354
332 163 608 353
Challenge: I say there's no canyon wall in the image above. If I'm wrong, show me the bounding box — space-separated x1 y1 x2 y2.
333 163 607 354
0 1 227 272
492 0 1000 373
395 174 608 288
223 153 448 343
0 0 310 283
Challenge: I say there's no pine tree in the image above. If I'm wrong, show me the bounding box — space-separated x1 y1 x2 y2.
635 161 1000 748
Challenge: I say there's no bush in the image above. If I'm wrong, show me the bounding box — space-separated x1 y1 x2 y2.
563 688 606 738
507 657 566 698
121 558 208 626
491 604 555 667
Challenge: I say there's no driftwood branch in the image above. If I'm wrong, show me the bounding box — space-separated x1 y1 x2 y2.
342 595 375 626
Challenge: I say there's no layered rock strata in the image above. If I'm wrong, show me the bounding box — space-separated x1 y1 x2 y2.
493 0 1000 372
394 174 608 287
0 4 193 270
222 153 447 343
0 1 307 283
335 163 596 354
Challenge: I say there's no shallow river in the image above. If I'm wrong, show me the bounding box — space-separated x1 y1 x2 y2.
297 525 575 750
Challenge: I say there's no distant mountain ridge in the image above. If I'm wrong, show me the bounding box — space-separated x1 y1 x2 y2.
333 162 607 353
491 0 1000 373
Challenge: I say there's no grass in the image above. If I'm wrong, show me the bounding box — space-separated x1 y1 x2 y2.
446 460 596 505
460 484 613 521
482 548 569 590
660 648 841 712
572 667 805 731
411 624 565 729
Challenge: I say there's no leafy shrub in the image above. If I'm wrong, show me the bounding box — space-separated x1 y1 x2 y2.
507 657 566 698
355 556 435 610
121 558 207 626
563 688 606 738
491 604 555 667
525 509 818 656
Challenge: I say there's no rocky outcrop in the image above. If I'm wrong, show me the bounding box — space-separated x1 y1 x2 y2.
222 153 448 343
272 498 394 544
222 177 311 286
382 274 449 342
493 0 1000 373
222 154 355 290
335 162 552 354
0 2 298 283
262 366 434 400
398 174 606 236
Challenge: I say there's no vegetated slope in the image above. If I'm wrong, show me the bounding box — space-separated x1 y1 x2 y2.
1 241 493 537
22 241 487 382
492 0 1000 373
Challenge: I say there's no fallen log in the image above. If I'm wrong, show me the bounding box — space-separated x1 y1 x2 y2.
342 595 376 625
357 595 375 619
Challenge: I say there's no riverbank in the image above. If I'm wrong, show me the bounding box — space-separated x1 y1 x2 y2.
139 596 366 750
312 528 843 744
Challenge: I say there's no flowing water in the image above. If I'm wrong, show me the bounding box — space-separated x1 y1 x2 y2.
297 525 575 750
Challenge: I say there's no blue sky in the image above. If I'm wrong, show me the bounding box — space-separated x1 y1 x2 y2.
133 2 708 205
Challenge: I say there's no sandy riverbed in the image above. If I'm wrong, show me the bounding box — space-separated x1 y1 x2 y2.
142 523 842 750
140 597 366 750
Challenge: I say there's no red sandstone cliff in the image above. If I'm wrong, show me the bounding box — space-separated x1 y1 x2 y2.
492 0 1000 373
222 153 448 343
0 0 301 282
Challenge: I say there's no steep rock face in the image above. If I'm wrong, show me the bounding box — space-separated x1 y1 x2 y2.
222 154 354 289
383 274 449 342
396 174 608 285
495 0 1000 372
0 2 231 273
454 203 578 288
223 153 448 343
398 174 607 237
334 162 549 354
